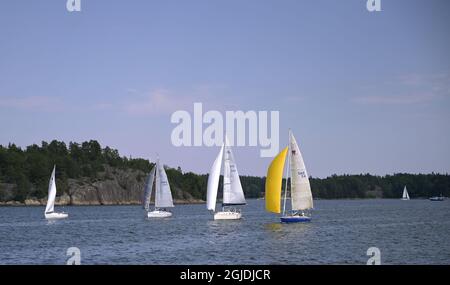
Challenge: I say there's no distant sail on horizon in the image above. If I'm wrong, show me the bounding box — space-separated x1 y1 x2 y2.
402 186 410 200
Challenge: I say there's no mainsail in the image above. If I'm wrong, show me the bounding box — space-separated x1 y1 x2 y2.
143 166 156 210
289 132 313 211
222 140 246 206
402 186 410 200
265 147 288 213
206 144 224 211
155 160 174 208
45 165 57 214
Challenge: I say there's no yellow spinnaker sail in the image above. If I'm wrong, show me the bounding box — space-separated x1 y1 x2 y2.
265 147 288 213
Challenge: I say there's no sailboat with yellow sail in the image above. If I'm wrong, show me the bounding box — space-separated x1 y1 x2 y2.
265 130 313 223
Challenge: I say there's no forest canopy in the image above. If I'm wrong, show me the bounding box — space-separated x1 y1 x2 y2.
0 140 448 202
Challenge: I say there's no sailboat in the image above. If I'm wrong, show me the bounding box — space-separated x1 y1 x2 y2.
206 136 246 220
429 194 445 201
44 165 68 219
142 159 174 218
265 130 313 223
401 186 410 200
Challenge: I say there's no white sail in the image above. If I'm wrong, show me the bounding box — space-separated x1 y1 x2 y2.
155 160 174 208
143 166 156 211
45 165 57 214
206 144 224 211
222 138 246 206
289 132 313 211
402 186 410 200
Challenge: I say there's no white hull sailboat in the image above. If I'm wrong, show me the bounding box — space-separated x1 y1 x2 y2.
214 210 241 220
265 130 313 223
45 212 68 219
44 165 68 220
401 186 410 200
147 210 173 218
207 136 246 220
143 159 174 218
429 195 445 201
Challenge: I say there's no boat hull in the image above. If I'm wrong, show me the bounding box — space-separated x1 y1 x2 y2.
429 197 444 201
45 212 68 219
401 198 410 201
214 211 242 220
280 215 311 223
147 210 172 218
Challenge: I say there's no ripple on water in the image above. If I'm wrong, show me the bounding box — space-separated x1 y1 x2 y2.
0 200 449 264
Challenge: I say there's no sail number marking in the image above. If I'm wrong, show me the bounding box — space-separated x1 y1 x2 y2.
298 171 306 178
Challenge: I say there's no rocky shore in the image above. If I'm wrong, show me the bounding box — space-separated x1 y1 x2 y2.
0 166 204 206
0 198 205 206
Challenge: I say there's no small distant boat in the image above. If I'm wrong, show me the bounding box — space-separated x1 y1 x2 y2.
143 159 174 218
44 165 68 219
401 186 410 200
429 195 445 202
265 130 313 223
206 135 246 220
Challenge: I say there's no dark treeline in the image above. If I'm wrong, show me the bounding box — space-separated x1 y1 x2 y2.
0 140 205 202
0 140 448 202
310 174 449 199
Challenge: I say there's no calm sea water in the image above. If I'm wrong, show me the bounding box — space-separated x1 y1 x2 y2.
0 199 449 264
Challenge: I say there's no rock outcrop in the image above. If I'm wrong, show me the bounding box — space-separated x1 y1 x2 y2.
0 166 204 206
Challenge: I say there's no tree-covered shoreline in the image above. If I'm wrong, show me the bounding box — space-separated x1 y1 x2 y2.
0 140 448 203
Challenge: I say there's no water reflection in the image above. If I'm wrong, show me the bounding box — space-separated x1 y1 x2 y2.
2 199 449 264
263 221 313 241
206 219 244 234
45 219 61 226
264 222 283 232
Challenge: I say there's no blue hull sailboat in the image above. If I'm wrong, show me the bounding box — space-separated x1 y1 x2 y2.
280 215 311 223
265 130 314 223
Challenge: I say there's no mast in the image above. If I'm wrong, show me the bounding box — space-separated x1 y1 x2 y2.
282 130 291 216
154 161 160 210
222 136 229 210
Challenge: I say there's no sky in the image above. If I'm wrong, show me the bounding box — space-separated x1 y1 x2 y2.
0 0 449 177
